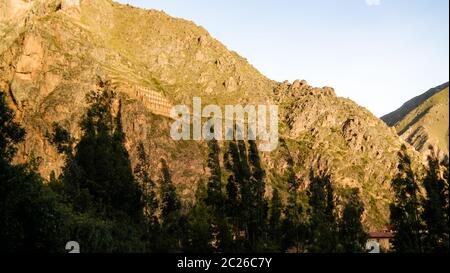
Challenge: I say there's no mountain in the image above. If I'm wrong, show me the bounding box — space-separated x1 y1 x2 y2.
382 83 449 156
0 0 423 229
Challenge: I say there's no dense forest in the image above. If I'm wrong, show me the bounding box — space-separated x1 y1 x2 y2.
0 83 448 253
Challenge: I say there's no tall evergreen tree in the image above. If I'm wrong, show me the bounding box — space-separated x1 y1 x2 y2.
268 188 283 251
223 140 242 251
247 139 268 251
134 143 158 220
159 158 182 252
205 138 223 211
441 155 449 252
339 188 367 253
390 145 423 253
182 180 214 253
237 139 253 250
422 147 449 252
442 155 449 227
204 138 234 252
134 142 159 251
279 139 308 253
51 84 143 221
308 172 339 253
222 129 271 252
237 140 251 182
0 91 69 252
48 122 92 214
48 84 147 252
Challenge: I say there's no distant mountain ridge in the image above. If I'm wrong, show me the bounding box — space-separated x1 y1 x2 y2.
382 82 449 126
382 83 449 156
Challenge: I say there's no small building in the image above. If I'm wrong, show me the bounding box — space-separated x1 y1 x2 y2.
367 228 395 252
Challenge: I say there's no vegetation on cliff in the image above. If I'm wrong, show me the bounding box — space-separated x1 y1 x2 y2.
1 88 448 252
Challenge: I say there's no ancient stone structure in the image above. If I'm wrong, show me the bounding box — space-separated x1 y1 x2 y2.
132 86 173 117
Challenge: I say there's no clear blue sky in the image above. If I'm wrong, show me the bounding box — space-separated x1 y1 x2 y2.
117 0 449 117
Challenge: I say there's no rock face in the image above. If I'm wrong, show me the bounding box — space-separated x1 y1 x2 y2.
0 0 34 21
271 80 420 227
0 0 273 201
62 0 79 8
0 0 423 229
382 83 449 157
0 0 79 20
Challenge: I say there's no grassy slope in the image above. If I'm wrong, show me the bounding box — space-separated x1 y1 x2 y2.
79 0 275 106
393 87 449 154
382 82 449 126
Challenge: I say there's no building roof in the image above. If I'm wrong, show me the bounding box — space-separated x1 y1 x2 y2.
369 231 395 239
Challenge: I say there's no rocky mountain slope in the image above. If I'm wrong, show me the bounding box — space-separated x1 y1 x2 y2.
382 83 449 156
0 0 423 229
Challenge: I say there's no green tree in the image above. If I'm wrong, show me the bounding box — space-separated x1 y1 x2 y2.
0 91 70 252
279 139 308 253
47 83 146 252
422 147 449 252
442 156 449 226
205 138 223 211
339 188 368 253
308 172 339 253
134 142 160 251
50 125 92 214
441 156 449 251
390 145 423 253
75 88 143 220
50 84 143 221
204 138 234 252
159 158 182 252
182 180 214 253
223 138 246 251
236 139 253 251
268 189 283 251
247 139 268 251
0 92 25 164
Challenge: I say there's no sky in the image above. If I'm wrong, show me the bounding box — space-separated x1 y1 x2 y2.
117 0 449 117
